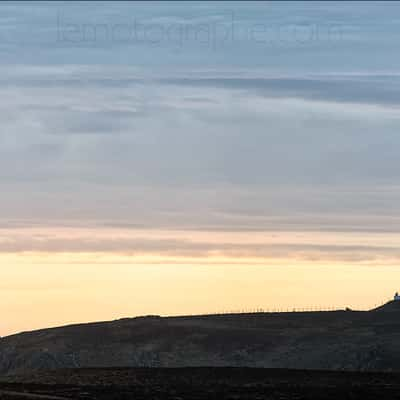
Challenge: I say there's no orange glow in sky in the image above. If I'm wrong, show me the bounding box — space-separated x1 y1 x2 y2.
1 236 399 336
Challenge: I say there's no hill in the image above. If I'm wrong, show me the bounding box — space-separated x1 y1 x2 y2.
1 302 400 375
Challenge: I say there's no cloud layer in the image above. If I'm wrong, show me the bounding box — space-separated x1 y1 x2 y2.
1 3 400 263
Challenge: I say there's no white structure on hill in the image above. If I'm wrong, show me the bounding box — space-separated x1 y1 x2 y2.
394 292 400 301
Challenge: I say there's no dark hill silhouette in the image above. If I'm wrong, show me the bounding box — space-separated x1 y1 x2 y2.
1 304 400 375
372 300 400 313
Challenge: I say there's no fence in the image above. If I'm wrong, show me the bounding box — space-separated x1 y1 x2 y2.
169 298 393 318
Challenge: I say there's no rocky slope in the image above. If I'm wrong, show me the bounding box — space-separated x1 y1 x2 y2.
1 302 400 375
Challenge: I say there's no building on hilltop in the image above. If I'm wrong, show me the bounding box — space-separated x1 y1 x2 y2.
394 292 400 301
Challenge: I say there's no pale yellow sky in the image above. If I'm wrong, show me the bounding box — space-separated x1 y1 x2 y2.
1 241 398 337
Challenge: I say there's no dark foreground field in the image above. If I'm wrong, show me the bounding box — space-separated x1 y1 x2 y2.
2 367 400 399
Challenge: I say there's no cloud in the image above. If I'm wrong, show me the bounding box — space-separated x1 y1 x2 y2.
1 225 400 265
0 65 400 243
164 76 400 107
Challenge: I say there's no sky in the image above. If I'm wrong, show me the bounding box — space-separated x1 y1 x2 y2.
1 1 400 336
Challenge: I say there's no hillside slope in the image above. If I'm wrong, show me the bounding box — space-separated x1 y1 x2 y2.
1 302 400 375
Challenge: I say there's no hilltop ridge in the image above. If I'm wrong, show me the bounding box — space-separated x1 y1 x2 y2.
371 300 400 312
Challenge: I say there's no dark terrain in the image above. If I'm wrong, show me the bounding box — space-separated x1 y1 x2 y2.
2 367 400 399
2 301 400 375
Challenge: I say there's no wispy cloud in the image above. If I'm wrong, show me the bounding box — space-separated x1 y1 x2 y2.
1 225 400 265
1 65 400 249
